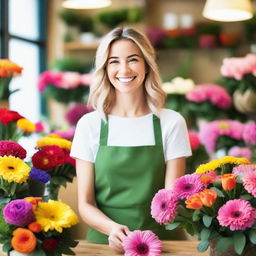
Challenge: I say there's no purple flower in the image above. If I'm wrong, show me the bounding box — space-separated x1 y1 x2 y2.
151 189 178 224
3 199 34 226
29 167 51 183
243 123 256 145
172 174 204 199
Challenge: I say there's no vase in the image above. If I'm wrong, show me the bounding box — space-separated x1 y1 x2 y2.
8 250 34 256
209 240 256 256
233 89 256 114
28 179 45 197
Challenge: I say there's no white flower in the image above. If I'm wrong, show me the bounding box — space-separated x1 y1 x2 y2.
162 77 195 94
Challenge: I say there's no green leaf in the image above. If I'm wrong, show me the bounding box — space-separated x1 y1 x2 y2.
178 205 191 218
192 210 201 222
240 194 253 200
234 232 246 255
249 229 256 244
3 242 12 253
10 182 17 196
210 187 224 197
200 228 211 241
197 240 209 252
34 248 47 256
216 237 233 253
60 246 76 255
165 222 181 230
203 215 213 228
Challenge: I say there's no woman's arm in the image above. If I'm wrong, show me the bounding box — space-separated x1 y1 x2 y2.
76 158 130 252
164 157 186 189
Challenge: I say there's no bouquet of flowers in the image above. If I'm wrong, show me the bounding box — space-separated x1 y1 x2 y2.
151 156 256 255
0 108 35 141
32 134 76 200
0 198 79 256
38 70 93 103
199 120 245 154
186 131 209 174
0 59 23 100
186 84 231 121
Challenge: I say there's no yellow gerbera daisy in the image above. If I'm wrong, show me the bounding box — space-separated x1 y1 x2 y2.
36 135 71 150
17 118 35 133
196 156 250 174
35 200 78 233
0 156 30 183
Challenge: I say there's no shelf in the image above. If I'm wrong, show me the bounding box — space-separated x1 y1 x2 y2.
64 42 99 51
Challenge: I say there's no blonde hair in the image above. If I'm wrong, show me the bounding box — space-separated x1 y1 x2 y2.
88 27 166 120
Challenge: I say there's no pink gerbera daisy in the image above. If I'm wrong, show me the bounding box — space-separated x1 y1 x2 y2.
172 174 204 199
123 230 162 256
232 164 256 176
151 189 178 224
242 172 256 197
217 199 256 231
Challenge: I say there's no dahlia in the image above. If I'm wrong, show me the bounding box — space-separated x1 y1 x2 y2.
0 141 26 159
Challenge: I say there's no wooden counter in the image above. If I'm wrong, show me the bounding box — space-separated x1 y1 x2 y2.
71 240 208 255
1 240 209 256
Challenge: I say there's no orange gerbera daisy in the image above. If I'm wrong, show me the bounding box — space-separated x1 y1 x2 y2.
0 59 23 77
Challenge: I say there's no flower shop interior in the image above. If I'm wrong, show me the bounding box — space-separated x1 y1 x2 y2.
1 0 256 256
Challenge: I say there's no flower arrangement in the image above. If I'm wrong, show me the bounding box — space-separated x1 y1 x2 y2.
38 70 93 103
151 156 256 255
0 59 23 100
32 134 75 200
123 230 162 256
186 84 232 121
199 120 245 154
0 198 79 255
220 54 256 94
0 108 35 141
186 131 209 174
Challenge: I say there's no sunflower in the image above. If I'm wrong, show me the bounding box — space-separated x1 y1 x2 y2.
196 156 250 174
35 200 78 233
36 135 72 151
17 118 35 133
0 156 30 183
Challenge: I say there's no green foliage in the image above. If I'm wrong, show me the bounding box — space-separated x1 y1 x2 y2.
216 136 245 152
197 22 221 36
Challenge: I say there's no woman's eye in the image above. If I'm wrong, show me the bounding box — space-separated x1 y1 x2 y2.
109 60 118 64
129 58 138 62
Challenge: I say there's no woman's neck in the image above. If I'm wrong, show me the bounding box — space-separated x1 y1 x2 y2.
110 92 150 117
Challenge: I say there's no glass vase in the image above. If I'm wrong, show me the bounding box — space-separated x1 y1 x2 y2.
8 250 34 256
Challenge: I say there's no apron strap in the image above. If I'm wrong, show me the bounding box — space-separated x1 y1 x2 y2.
99 115 163 146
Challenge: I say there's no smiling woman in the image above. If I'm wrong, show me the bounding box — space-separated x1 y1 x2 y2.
70 27 192 253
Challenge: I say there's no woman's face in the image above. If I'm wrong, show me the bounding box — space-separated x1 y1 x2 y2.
106 39 147 95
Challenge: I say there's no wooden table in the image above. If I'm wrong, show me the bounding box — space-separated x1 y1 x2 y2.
72 240 209 255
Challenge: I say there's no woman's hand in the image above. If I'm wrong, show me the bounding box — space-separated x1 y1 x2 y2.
108 224 131 253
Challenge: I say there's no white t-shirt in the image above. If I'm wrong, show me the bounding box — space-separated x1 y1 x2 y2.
70 109 192 163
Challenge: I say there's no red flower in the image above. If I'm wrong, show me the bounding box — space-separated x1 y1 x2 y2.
188 131 201 150
0 141 27 159
0 108 23 125
42 238 58 252
63 150 75 167
32 145 65 170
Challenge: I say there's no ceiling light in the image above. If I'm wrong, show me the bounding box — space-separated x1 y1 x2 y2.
62 0 112 9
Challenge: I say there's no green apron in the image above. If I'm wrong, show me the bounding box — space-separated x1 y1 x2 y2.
87 114 182 243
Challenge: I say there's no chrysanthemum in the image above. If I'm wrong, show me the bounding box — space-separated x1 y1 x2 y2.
0 156 30 183
32 145 65 170
172 174 204 199
151 189 178 224
232 164 256 176
17 118 35 133
29 167 51 183
0 141 27 159
123 230 162 256
35 200 78 233
196 156 250 174
36 135 72 150
242 172 256 197
3 199 34 226
217 199 255 231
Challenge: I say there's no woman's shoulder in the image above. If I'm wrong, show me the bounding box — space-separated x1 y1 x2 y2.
77 110 101 127
159 108 185 123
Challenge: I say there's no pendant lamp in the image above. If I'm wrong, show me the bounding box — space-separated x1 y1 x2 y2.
203 0 253 22
62 0 112 9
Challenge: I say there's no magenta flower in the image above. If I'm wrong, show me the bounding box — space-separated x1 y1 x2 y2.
186 84 231 109
53 127 75 141
217 199 256 231
123 230 162 256
232 164 256 176
66 104 93 126
188 131 201 150
3 199 34 226
243 123 256 145
199 120 244 153
242 172 256 197
0 141 27 159
172 174 204 199
228 146 252 161
151 189 178 224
